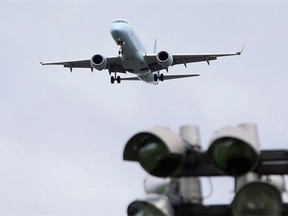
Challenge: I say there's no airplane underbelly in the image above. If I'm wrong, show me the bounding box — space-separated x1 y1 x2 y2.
122 53 147 74
138 70 158 84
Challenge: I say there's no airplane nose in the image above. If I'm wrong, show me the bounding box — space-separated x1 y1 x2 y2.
110 28 121 37
110 23 126 39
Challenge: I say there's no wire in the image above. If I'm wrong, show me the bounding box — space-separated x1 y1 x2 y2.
202 177 214 200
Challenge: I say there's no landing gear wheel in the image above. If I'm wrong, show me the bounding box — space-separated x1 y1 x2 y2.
159 73 164 82
154 74 159 82
110 76 115 84
116 76 121 84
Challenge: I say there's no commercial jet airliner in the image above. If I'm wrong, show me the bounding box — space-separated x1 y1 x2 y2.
41 19 243 85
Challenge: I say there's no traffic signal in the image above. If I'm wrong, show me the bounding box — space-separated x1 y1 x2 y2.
207 124 260 176
123 124 288 215
123 126 201 177
127 194 174 216
232 173 286 216
128 176 203 216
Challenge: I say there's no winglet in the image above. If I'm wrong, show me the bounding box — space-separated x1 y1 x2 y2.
39 54 44 65
237 43 245 55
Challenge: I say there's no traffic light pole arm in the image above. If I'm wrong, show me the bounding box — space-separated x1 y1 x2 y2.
177 149 288 177
173 203 288 216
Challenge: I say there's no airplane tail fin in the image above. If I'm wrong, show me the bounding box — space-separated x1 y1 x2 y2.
153 38 157 54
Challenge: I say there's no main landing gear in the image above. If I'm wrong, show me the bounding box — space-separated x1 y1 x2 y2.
118 49 123 56
111 74 121 84
154 73 164 82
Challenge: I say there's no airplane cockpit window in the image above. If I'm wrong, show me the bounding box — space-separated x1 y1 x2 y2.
113 19 128 24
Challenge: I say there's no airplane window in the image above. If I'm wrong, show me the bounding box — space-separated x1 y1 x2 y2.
113 19 128 24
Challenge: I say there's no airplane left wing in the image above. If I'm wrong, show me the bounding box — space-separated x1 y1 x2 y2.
41 57 126 73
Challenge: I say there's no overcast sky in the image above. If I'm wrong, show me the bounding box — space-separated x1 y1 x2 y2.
0 0 288 215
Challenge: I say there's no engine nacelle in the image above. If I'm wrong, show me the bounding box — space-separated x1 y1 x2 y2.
90 54 107 71
156 51 173 68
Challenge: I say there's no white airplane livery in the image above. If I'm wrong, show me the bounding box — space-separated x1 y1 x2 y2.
41 19 243 85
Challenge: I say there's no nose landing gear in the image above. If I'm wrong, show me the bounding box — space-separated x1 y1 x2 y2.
117 39 125 56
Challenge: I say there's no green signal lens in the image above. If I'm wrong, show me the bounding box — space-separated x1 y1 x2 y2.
208 138 259 176
137 135 183 177
232 182 282 216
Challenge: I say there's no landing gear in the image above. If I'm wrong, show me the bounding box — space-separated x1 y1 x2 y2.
116 76 121 83
117 40 125 46
154 74 158 82
159 73 164 81
111 76 115 84
118 48 123 56
117 40 124 56
154 73 164 82
110 74 121 84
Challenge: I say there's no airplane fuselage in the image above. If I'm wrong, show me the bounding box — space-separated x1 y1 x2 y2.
110 19 157 84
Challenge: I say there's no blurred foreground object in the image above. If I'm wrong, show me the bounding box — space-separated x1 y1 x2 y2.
123 124 288 215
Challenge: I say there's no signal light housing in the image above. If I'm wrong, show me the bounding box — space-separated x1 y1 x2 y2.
127 194 174 216
207 124 260 176
232 173 284 216
123 126 186 177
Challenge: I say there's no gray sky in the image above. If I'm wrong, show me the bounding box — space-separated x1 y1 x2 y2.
0 0 287 215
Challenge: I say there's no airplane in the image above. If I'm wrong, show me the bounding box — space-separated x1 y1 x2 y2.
41 19 243 85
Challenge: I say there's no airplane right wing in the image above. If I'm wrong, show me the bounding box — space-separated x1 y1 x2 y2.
40 56 126 73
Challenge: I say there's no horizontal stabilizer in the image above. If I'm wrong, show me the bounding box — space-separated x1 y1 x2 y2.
121 77 141 81
120 74 199 81
164 74 199 80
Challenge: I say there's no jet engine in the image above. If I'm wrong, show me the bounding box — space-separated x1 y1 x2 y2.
90 54 107 71
156 51 173 68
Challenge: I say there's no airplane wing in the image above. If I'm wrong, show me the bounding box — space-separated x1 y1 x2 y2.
144 47 243 72
40 57 126 73
172 51 241 65
121 74 199 81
